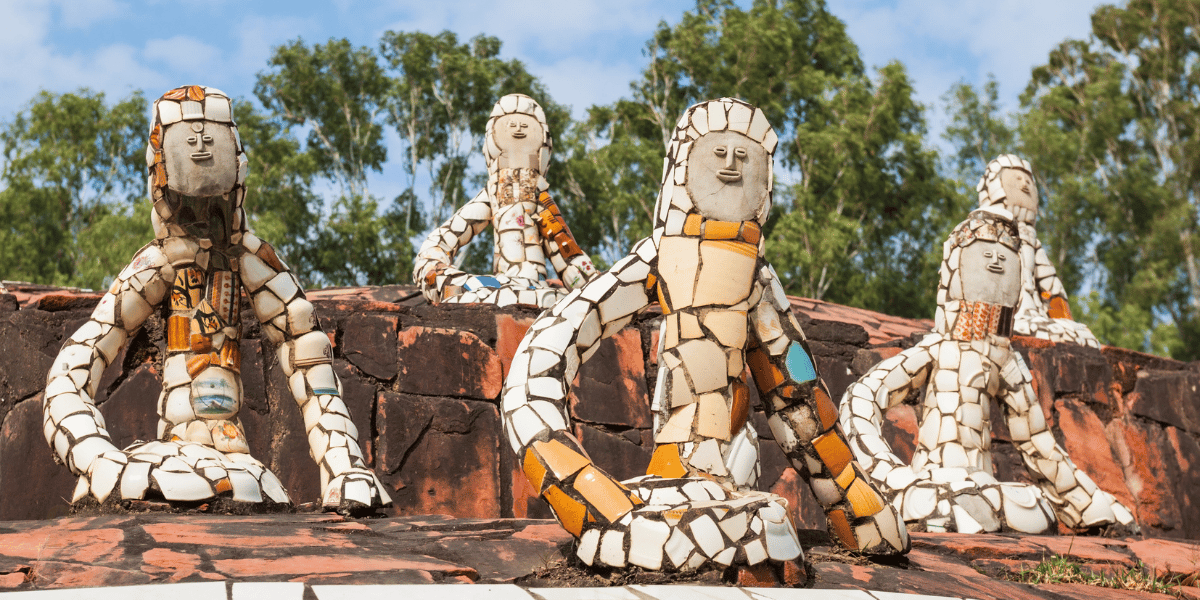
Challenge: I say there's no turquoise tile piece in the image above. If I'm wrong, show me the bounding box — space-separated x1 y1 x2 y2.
785 342 817 383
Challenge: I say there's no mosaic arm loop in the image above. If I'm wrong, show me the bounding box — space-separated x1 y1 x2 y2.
239 235 391 511
998 355 1136 530
1029 237 1073 320
44 244 173 476
747 264 909 554
501 238 658 537
412 190 493 303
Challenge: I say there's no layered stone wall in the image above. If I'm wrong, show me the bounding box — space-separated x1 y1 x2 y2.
1 284 1197 541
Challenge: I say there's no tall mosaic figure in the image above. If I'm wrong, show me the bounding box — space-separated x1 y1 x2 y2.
977 155 1099 347
413 94 597 308
502 98 908 572
43 86 390 513
839 207 1135 534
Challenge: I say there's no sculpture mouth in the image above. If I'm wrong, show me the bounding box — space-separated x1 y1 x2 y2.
716 169 742 183
190 152 213 161
987 263 1005 274
511 132 527 139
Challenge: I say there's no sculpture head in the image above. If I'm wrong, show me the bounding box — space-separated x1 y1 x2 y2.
977 154 1038 224
146 85 248 245
652 98 777 237
935 207 1022 338
483 94 551 176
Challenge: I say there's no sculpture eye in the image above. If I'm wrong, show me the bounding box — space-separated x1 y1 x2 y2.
714 147 726 156
735 148 747 159
187 136 197 144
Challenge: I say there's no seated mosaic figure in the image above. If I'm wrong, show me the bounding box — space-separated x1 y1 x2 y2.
501 98 908 572
42 86 391 513
976 155 1099 347
413 94 598 308
839 207 1135 534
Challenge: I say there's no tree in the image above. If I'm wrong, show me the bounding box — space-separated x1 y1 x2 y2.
0 89 150 289
1018 0 1199 359
559 0 956 316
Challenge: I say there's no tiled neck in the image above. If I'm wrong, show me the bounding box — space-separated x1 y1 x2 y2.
951 300 1014 341
681 213 762 245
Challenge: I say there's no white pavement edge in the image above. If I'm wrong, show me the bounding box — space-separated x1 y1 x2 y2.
0 582 987 600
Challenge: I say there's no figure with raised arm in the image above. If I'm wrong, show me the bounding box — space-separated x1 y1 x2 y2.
413 93 597 308
501 98 908 572
43 86 390 513
839 207 1135 534
976 155 1099 347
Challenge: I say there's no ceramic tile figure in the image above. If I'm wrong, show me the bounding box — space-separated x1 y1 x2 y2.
502 98 908 572
976 155 1099 347
839 207 1136 534
413 94 598 308
42 86 391 513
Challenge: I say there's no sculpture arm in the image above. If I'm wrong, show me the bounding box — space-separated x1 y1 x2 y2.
502 238 656 535
1027 232 1072 319
239 234 391 511
747 263 909 554
44 243 172 475
839 339 936 484
999 354 1136 529
533 191 597 290
412 190 492 303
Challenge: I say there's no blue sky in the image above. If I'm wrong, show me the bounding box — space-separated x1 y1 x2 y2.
0 0 1107 199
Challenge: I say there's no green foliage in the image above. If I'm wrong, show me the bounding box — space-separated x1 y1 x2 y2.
1009 554 1186 596
0 89 150 289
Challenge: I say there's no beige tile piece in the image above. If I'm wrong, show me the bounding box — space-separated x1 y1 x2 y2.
656 403 697 443
695 392 731 441
657 236 700 309
668 366 695 408
676 339 729 393
703 310 747 347
679 312 702 339
693 242 756 307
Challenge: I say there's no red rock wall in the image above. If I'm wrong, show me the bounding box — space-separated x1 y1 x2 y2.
1 285 1197 541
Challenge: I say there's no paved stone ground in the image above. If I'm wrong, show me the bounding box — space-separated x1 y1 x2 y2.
0 512 1197 598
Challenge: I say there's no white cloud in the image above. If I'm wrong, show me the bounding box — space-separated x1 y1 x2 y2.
144 36 222 77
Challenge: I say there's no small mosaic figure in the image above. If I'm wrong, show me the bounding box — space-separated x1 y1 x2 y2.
977 155 1099 347
43 86 390 513
502 98 908 572
839 207 1135 534
413 94 597 308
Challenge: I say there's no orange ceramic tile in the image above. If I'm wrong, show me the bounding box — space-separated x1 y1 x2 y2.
664 507 686 526
162 87 188 100
846 478 885 517
730 379 749 435
827 508 857 550
543 484 587 537
703 219 741 240
834 464 855 490
812 431 852 476
186 354 212 378
1048 295 1072 319
572 465 633 523
644 273 657 292
746 347 783 394
153 163 167 188
683 213 704 236
647 444 688 478
190 333 212 354
741 222 761 245
214 478 233 494
186 85 205 101
777 383 799 399
657 282 672 314
522 447 548 492
220 342 240 373
167 316 190 351
533 439 591 480
256 243 285 272
814 386 839 431
149 124 162 149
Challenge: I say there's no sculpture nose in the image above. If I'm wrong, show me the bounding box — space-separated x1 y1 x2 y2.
724 149 737 171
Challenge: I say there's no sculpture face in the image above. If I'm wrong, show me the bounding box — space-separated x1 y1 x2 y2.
999 168 1038 215
494 113 544 171
687 131 769 222
960 240 1020 306
163 121 238 197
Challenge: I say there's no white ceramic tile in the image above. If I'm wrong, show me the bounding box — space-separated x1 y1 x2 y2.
232 582 304 600
629 586 750 600
749 590 876 600
315 586 534 600
531 588 640 600
2 582 228 600
868 592 963 600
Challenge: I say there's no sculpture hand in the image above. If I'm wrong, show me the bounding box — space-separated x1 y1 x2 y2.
322 467 393 515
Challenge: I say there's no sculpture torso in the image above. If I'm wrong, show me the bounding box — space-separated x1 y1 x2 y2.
162 246 249 453
491 167 547 281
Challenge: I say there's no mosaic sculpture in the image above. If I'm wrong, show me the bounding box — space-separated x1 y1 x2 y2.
976 155 1098 347
839 207 1136 534
413 94 597 308
502 98 908 572
43 86 391 513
